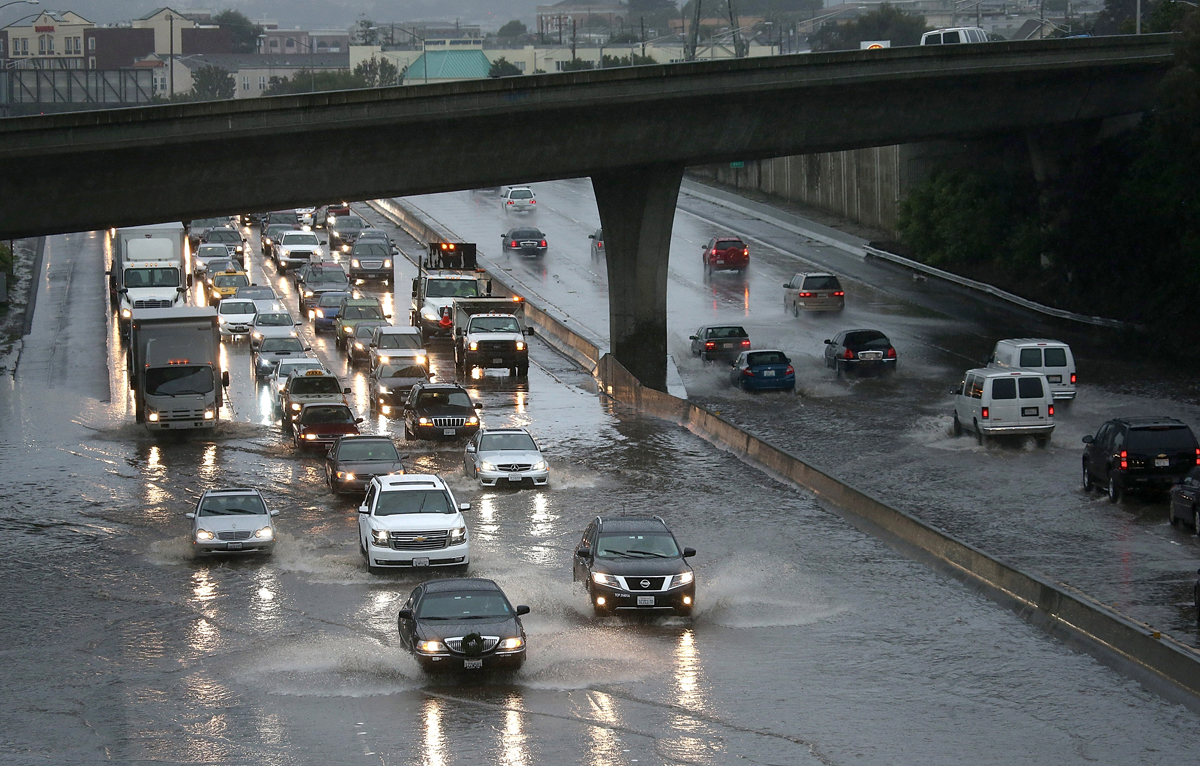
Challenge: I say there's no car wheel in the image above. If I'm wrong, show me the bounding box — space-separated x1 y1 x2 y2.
973 420 984 446
404 423 413 440
792 302 799 318
952 414 963 437
1035 435 1050 449
517 362 529 377
835 361 844 379
1193 507 1199 534
1082 461 1093 491
1107 476 1122 503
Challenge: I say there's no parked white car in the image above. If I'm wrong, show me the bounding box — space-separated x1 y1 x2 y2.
463 428 549 487
358 474 470 574
952 367 1055 447
187 487 278 557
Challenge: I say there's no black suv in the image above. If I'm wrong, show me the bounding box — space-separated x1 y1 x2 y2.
401 382 481 441
573 516 696 616
295 263 350 314
1082 417 1200 502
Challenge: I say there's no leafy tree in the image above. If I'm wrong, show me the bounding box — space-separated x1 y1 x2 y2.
1148 0 1194 31
600 53 657 67
354 17 380 45
610 32 641 43
261 69 368 95
498 20 528 38
809 3 930 51
213 9 262 54
488 57 523 77
191 64 235 100
354 57 400 87
560 58 595 71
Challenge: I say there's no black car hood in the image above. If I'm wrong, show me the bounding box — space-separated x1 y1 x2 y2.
415 617 520 643
334 459 404 476
592 556 689 577
414 404 475 418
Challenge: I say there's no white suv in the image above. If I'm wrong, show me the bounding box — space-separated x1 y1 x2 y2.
358 474 470 574
502 187 536 214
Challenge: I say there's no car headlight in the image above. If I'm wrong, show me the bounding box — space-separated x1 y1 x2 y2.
592 572 621 588
670 571 694 588
291 402 301 411
383 260 393 268
351 259 360 268
254 526 273 540
263 237 272 245
467 416 478 425
235 245 244 252
336 471 356 481
516 341 525 351
381 404 391 414
479 461 496 472
212 290 221 298
378 386 391 395
532 459 547 471
499 637 524 651
449 526 466 544
355 342 364 350
343 326 353 333
196 529 214 541
304 289 314 297
421 310 439 321
304 433 317 440
378 355 390 364
469 342 478 351
418 417 430 425
372 529 390 545
120 308 132 319
147 411 159 422
342 244 350 253
203 410 214 420
414 355 427 366
252 332 263 339
315 309 325 318
417 640 447 654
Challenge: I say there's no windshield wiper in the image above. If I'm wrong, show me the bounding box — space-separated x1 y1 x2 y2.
625 549 670 558
459 614 506 620
420 616 453 620
599 549 632 558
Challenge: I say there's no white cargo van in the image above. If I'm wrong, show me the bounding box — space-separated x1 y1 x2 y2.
921 27 988 45
987 338 1076 401
952 368 1055 447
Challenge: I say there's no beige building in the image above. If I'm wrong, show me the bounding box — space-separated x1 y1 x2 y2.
4 10 92 69
132 7 197 57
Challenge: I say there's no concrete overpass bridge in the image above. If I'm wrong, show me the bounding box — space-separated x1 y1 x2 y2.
0 34 1176 389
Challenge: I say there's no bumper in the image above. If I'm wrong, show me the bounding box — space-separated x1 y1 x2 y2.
1120 472 1189 490
313 317 338 332
194 539 274 555
477 468 549 487
1051 388 1077 400
411 422 480 440
707 258 748 270
368 540 469 567
742 375 795 391
979 423 1054 436
795 300 845 311
416 649 525 672
463 353 527 369
594 583 695 614
843 358 897 372
349 269 390 280
148 417 217 430
220 324 251 337
509 247 545 256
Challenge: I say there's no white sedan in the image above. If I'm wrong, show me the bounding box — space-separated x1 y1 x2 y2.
463 428 549 487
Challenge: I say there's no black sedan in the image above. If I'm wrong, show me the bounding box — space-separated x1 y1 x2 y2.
689 325 750 362
324 435 405 495
501 227 547 256
346 320 390 367
823 329 897 376
397 578 530 672
401 382 482 441
369 362 429 417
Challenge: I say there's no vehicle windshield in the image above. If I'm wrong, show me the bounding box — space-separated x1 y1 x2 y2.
290 377 342 395
281 233 319 246
706 326 747 339
317 293 349 307
206 260 234 274
308 269 348 285
337 440 400 462
277 362 322 377
845 331 889 349
425 279 479 298
124 267 180 288
380 364 426 380
416 390 472 408
197 494 267 516
469 317 521 333
299 405 354 424
802 275 841 291
356 323 384 338
255 313 292 327
354 243 390 257
596 533 680 559
260 337 304 353
747 351 788 366
190 218 223 228
342 306 384 320
269 213 298 224
236 287 275 299
333 217 366 231
479 433 537 452
1128 427 1196 451
196 246 227 258
357 232 388 241
417 592 513 620
510 189 533 200
266 226 295 239
219 302 255 315
145 366 214 397
213 274 249 288
374 489 453 516
206 230 240 243
377 333 422 350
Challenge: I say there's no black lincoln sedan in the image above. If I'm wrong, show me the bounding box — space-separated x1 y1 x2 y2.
823 329 897 377
401 382 482 440
501 227 547 256
397 578 530 672
324 435 405 495
573 515 696 616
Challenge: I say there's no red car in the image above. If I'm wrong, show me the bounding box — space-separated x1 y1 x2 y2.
702 236 749 275
292 402 362 450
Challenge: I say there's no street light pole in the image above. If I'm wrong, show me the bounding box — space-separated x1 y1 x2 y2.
0 0 39 13
167 12 174 98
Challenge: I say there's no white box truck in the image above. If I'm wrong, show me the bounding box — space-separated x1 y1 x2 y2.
128 307 228 431
109 223 190 324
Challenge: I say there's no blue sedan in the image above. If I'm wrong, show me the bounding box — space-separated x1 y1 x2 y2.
310 291 352 332
730 349 795 391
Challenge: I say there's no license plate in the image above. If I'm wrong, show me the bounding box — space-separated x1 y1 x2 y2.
722 343 732 348
463 658 483 670
443 428 456 436
227 542 242 550
492 357 504 364
1156 458 1170 467
1022 407 1038 416
1048 375 1062 383
508 473 523 482
637 596 655 606
716 260 725 264
413 557 429 567
763 370 776 377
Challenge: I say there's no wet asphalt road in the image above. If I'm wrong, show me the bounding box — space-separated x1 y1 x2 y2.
405 180 1200 647
2 212 1200 763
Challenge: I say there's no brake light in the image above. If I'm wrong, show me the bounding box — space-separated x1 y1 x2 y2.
1120 450 1127 470
1048 405 1054 417
886 347 896 358
704 341 716 349
797 292 814 298
981 407 989 419
529 200 535 204
597 242 603 249
540 240 547 247
507 200 513 205
511 241 520 248
741 339 750 346
843 349 853 360
1070 373 1076 384
785 365 794 375
742 368 754 376
743 248 749 256
710 249 718 256
833 291 845 297
1195 448 1199 466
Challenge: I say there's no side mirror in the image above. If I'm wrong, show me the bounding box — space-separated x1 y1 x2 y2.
459 502 471 511
782 282 789 287
588 234 595 240
823 339 832 345
355 417 364 424
185 512 196 519
358 505 368 514
343 387 351 394
1082 435 1094 444
515 605 531 616
576 546 591 559
385 314 392 319
397 608 413 620
221 370 231 387
304 346 312 351
949 388 959 395
688 335 697 341
474 402 483 410
682 547 697 558
187 275 194 288
177 286 187 293
500 234 506 239
269 510 280 517
465 443 476 453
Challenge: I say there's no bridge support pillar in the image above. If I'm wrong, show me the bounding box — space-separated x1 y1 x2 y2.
593 164 684 392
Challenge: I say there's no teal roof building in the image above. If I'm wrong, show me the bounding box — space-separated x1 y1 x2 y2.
404 49 492 83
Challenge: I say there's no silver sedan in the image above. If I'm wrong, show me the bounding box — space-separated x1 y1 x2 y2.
463 428 549 488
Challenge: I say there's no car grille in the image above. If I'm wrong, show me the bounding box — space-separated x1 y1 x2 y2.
445 636 500 654
284 250 313 261
476 340 516 354
390 530 449 550
217 531 252 541
133 299 173 309
496 463 531 472
431 417 466 428
622 576 667 591
162 408 207 420
358 260 383 269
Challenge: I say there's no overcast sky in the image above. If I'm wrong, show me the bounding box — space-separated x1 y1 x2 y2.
30 2 549 30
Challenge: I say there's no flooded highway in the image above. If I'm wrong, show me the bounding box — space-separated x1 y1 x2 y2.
2 212 1200 764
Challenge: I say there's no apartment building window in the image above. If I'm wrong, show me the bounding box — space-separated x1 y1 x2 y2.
285 38 295 48
258 75 265 89
515 61 526 71
241 76 249 91
74 37 81 54
0 39 5 55
88 56 96 69
88 36 95 50
269 38 278 49
21 38 28 54
38 35 46 54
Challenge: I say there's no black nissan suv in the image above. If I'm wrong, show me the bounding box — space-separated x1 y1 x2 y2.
573 516 696 616
1082 416 1200 502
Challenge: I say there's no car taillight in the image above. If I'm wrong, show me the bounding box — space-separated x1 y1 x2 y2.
1048 405 1054 417
833 291 845 297
741 339 750 346
1120 450 1128 470
843 349 853 359
743 248 749 256
981 407 989 419
742 368 754 376
785 365 794 375
507 200 514 205
1195 448 1199 466
886 347 896 358
705 341 715 349
710 249 718 256
540 240 547 247
597 242 603 249
529 200 535 204
1071 373 1076 384
798 292 813 298
511 241 520 248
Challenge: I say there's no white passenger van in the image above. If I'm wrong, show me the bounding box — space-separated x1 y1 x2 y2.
987 338 1076 401
952 368 1055 447
921 27 988 45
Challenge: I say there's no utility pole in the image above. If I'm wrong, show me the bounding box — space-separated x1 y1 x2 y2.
640 16 645 58
571 18 576 60
688 0 703 61
167 12 174 98
726 0 743 58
